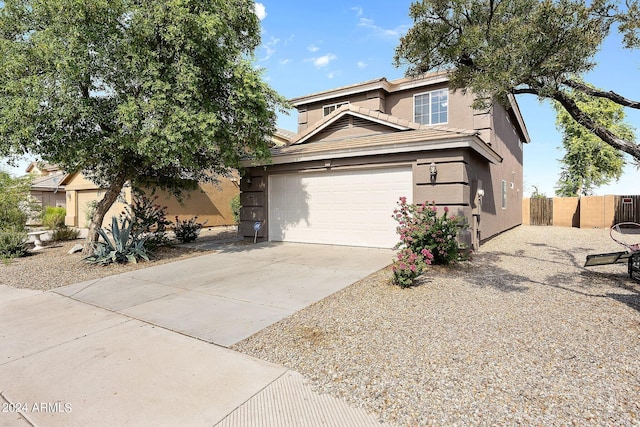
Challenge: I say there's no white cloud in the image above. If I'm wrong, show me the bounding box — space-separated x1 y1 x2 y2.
254 3 267 20
279 59 291 65
358 17 409 40
307 44 320 53
351 6 363 17
259 36 279 62
357 61 368 69
313 54 337 68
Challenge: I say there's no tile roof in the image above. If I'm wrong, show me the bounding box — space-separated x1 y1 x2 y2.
271 127 484 158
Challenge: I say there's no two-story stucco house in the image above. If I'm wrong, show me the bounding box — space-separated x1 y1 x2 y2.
240 71 530 249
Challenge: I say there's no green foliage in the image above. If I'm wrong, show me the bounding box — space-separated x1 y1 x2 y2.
0 0 288 244
122 190 171 249
230 195 241 224
42 206 66 230
530 186 548 199
84 216 150 265
0 171 35 231
51 227 80 241
394 0 640 163
173 216 207 243
0 229 28 259
553 89 633 196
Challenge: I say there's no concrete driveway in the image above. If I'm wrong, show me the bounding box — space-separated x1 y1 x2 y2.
54 242 392 347
0 242 393 426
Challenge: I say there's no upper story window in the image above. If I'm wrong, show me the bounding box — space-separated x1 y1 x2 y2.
323 101 349 116
414 89 448 125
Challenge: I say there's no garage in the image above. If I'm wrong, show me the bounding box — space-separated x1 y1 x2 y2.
268 166 412 248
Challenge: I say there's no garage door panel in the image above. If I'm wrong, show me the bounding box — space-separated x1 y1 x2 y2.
268 167 412 248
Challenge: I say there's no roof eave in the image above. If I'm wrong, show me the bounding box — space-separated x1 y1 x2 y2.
241 136 502 168
507 93 531 143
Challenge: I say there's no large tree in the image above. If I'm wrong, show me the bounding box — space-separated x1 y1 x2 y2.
0 0 286 253
394 0 640 163
554 89 634 196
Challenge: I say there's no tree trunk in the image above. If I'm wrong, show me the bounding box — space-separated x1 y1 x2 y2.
81 172 129 256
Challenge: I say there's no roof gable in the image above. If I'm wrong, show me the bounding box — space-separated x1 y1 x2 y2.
293 104 476 145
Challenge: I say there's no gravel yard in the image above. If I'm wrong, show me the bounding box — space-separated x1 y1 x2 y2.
232 226 640 426
0 226 240 290
3 224 639 426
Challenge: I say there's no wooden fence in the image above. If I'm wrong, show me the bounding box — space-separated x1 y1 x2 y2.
614 195 640 224
524 195 639 227
530 198 553 226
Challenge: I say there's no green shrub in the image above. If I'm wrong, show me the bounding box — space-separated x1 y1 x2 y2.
0 229 28 259
51 227 80 241
42 206 66 230
174 216 207 243
84 216 150 265
0 171 35 231
230 195 241 224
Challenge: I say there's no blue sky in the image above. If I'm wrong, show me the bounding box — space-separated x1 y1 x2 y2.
254 1 640 197
3 1 638 197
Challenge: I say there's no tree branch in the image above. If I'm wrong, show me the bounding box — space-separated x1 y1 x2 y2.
553 90 640 160
562 78 640 109
513 87 640 161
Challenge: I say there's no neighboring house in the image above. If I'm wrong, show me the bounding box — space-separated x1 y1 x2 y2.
61 171 240 229
240 72 530 249
26 163 68 222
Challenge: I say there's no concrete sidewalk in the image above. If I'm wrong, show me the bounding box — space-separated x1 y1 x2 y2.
0 242 393 426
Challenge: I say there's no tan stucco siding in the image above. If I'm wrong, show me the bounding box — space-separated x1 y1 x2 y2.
146 178 239 228
63 172 239 229
74 189 131 228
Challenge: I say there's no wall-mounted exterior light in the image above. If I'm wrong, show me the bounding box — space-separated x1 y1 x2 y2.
429 162 437 179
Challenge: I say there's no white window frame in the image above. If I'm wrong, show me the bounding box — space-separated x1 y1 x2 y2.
502 180 507 209
413 89 448 125
323 101 349 116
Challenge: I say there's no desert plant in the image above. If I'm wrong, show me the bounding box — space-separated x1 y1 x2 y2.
0 229 28 259
84 216 150 265
42 206 66 230
121 190 171 248
230 195 241 224
173 216 207 243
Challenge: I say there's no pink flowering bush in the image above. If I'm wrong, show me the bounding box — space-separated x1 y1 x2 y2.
391 247 434 288
391 197 468 287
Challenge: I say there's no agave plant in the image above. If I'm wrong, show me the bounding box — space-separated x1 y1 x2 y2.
84 216 151 265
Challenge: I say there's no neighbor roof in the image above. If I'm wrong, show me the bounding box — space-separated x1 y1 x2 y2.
30 171 67 191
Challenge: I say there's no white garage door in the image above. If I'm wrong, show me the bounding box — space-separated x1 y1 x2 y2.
268 167 412 248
